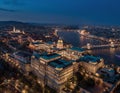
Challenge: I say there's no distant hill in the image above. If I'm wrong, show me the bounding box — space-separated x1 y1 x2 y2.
0 21 30 26
0 21 79 32
0 21 53 33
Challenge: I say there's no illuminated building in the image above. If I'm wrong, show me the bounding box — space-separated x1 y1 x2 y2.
31 53 77 93
79 55 104 73
57 39 64 49
80 30 90 36
57 47 85 60
99 67 115 77
8 51 32 74
29 40 54 52
116 66 120 74
10 26 25 34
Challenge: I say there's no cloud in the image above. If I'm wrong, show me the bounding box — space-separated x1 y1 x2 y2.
0 0 25 12
3 0 24 6
4 0 17 4
0 7 16 12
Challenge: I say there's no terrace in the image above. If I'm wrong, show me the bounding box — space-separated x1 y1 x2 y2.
32 41 43 45
40 53 61 60
70 47 84 52
48 59 74 69
79 55 101 64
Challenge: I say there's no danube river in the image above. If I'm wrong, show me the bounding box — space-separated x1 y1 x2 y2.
58 31 120 65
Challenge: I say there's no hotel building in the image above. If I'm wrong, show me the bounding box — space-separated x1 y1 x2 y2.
31 46 104 92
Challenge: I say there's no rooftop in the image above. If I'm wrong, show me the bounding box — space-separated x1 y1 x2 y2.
32 41 43 45
40 53 61 60
10 54 31 64
46 41 54 45
15 51 32 58
33 52 47 59
70 47 84 52
80 55 101 63
101 68 115 73
33 53 41 59
48 59 73 69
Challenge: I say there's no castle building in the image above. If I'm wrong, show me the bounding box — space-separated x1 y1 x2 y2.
11 26 24 34
29 40 54 53
57 47 85 60
31 53 77 93
79 55 104 74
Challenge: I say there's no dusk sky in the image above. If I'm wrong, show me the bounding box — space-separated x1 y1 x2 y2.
0 0 120 25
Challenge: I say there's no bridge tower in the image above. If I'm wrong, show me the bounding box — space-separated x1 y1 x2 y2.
110 41 115 48
13 26 16 32
54 29 58 37
117 67 120 74
87 43 91 49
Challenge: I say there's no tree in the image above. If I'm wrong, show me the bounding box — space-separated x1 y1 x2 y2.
73 75 77 83
86 78 95 87
65 81 71 89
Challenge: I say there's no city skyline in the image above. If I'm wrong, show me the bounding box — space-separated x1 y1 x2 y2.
0 0 120 25
0 15 120 92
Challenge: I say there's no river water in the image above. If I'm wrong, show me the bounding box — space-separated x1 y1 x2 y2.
58 31 120 65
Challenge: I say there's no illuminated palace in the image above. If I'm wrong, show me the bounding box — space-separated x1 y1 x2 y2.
3 38 104 93
30 39 104 93
3 36 104 93
31 53 76 92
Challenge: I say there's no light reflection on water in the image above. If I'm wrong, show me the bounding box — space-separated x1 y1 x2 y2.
58 31 120 65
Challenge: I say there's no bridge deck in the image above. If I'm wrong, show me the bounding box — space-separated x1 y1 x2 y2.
82 44 120 49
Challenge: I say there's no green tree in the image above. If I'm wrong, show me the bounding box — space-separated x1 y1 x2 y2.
73 75 77 83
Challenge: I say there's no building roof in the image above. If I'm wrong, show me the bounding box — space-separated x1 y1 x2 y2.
9 40 20 48
10 54 31 64
46 41 54 45
70 47 84 52
15 51 32 58
80 55 101 63
32 41 43 45
101 68 115 73
33 52 47 59
34 53 41 59
48 59 73 69
41 53 61 60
